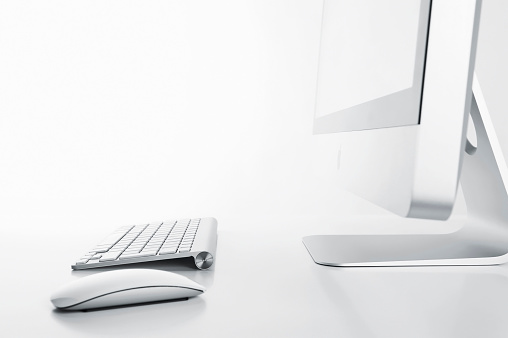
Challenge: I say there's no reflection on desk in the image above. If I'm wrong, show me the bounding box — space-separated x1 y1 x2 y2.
316 265 508 338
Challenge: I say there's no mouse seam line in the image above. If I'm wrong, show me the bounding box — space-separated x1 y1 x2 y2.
59 285 204 310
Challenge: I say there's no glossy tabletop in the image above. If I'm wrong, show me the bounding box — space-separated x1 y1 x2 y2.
3 215 508 338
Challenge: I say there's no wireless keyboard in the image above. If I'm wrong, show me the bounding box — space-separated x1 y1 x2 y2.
72 217 217 270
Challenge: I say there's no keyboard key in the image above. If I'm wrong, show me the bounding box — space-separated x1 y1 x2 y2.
129 243 145 247
164 241 181 246
119 252 156 259
122 249 141 255
140 248 158 255
145 242 163 247
161 244 179 249
159 248 177 255
99 251 122 262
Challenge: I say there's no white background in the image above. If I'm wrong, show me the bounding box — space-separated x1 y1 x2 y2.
1 1 507 236
0 0 506 243
0 0 357 237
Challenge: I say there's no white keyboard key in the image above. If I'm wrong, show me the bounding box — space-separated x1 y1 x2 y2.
99 251 122 262
119 252 156 259
161 244 179 249
159 248 177 255
148 243 164 248
122 250 141 255
164 241 181 247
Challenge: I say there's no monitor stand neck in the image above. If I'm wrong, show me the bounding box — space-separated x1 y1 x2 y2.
303 77 508 266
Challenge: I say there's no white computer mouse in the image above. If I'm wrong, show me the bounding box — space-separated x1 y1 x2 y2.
50 269 206 310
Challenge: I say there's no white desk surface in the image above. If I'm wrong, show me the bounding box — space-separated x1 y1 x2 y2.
3 215 508 338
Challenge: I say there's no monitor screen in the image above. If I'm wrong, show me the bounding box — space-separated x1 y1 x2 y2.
314 0 431 133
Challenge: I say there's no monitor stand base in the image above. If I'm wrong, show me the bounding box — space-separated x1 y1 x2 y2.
303 80 508 266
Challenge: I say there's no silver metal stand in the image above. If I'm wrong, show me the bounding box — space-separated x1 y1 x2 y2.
303 84 508 266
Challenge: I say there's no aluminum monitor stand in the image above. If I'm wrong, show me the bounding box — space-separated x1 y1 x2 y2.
303 77 508 266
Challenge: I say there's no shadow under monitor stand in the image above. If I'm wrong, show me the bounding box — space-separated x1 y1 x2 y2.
303 75 508 266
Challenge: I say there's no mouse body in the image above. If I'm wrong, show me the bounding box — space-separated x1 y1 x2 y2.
50 269 206 310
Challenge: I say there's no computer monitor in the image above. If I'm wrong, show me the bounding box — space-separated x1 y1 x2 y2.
303 0 508 266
